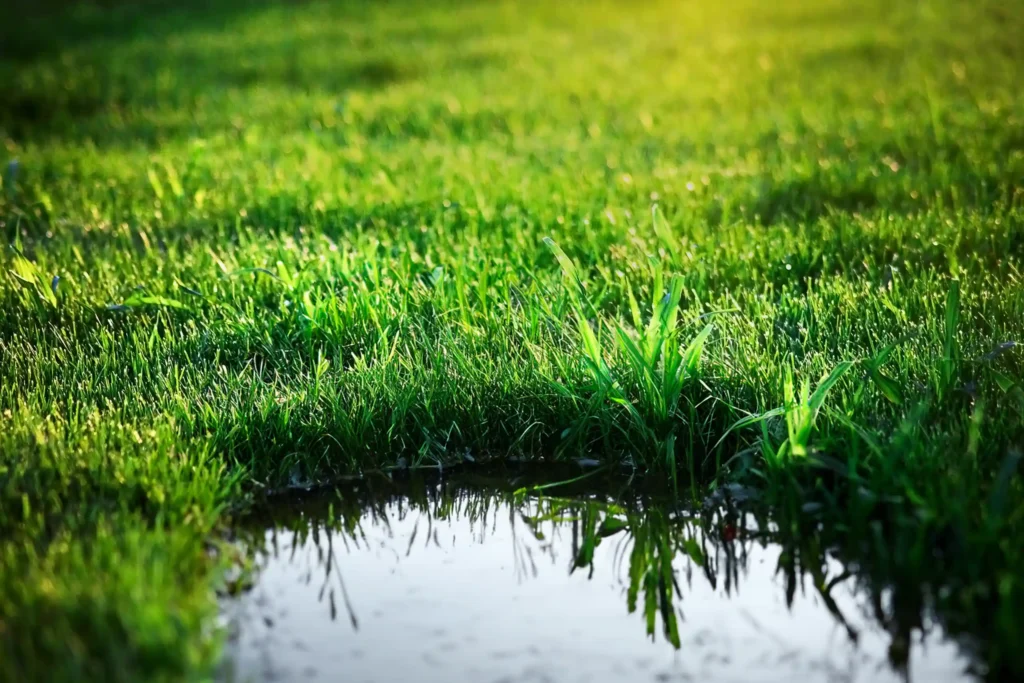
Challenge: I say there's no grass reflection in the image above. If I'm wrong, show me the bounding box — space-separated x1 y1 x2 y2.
232 473 974 679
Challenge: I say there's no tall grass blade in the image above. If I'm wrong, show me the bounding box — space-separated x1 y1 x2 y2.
941 279 961 392
808 361 855 415
681 323 713 377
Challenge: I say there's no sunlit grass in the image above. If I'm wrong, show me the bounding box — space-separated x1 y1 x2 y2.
1 0 1024 679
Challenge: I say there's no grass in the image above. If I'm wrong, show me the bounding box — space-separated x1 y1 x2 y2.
1 0 1023 679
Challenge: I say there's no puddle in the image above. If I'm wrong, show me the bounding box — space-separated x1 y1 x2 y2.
220 476 975 683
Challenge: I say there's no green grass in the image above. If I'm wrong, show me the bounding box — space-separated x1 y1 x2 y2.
1 0 1024 679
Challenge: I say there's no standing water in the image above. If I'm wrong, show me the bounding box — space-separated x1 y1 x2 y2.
220 474 975 683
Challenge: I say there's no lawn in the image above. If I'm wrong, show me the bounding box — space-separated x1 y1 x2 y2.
1 0 1023 679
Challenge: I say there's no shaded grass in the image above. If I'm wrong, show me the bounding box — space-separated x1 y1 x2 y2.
1 0 1024 679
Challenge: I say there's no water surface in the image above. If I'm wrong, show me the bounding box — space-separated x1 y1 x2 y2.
220 476 974 683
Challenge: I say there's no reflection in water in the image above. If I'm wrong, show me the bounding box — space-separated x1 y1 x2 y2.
220 477 973 683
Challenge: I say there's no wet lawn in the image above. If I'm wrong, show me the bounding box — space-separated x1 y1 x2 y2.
1 0 1023 680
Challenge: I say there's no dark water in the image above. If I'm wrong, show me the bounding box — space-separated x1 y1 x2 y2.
219 476 974 683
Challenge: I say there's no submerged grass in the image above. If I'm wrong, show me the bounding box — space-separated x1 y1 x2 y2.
1 0 1024 679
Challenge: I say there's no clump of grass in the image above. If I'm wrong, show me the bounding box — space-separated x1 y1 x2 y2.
715 360 854 470
545 236 713 492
